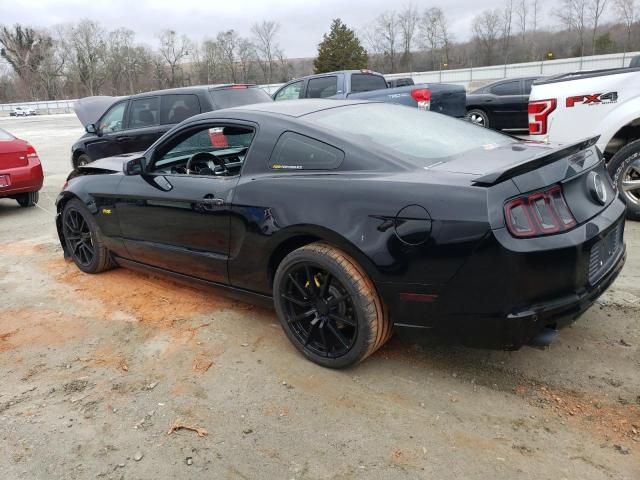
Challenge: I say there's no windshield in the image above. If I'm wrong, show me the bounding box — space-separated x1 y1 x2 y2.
304 103 515 167
210 87 272 109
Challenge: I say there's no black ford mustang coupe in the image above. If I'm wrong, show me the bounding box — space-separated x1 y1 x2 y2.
56 100 626 368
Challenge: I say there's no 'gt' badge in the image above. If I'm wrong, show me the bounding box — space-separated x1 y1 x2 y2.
102 208 112 215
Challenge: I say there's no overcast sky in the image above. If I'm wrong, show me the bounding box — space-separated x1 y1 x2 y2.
0 0 554 58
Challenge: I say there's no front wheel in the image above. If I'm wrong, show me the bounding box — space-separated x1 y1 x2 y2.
62 199 116 273
465 108 490 128
608 139 640 220
273 242 391 368
75 154 91 168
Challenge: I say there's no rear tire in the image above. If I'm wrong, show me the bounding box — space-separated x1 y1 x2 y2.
465 108 490 128
608 139 640 220
62 199 116 273
273 242 391 368
16 191 39 207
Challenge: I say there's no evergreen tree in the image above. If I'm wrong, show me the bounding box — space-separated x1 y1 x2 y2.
314 19 368 73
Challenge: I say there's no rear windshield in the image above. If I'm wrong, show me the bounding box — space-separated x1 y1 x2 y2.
304 103 515 166
351 74 388 93
210 87 272 109
0 128 14 140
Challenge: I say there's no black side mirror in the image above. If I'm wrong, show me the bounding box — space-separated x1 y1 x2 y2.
85 123 99 135
124 157 145 176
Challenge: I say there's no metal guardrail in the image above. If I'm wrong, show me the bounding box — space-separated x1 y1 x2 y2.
1 51 638 114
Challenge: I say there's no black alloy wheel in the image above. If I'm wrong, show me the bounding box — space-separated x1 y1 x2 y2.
63 207 95 267
274 242 392 368
280 262 358 359
62 199 116 273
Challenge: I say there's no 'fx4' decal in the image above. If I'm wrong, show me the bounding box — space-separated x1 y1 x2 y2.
566 92 618 107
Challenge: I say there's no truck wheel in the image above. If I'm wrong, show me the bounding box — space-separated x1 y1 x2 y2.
465 109 490 128
608 139 640 220
273 242 390 368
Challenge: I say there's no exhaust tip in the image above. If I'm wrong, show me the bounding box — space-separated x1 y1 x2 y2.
528 328 558 349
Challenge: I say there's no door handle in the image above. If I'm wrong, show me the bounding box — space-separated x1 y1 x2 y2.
116 136 131 142
201 198 224 206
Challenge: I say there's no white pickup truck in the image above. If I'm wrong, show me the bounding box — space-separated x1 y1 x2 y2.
528 61 640 218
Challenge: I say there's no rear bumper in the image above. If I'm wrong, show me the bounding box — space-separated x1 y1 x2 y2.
0 159 44 197
387 196 628 350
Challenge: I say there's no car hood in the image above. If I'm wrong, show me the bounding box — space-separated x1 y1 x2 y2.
78 152 143 173
74 96 124 127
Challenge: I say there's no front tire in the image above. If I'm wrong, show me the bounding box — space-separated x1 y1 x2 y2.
75 154 91 168
62 199 115 273
16 191 39 207
608 139 640 220
273 242 391 368
465 108 490 128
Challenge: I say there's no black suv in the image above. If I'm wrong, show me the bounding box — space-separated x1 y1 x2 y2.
71 85 272 168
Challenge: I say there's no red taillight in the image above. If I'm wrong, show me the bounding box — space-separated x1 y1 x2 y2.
504 185 576 238
528 99 556 135
411 88 431 110
25 143 39 159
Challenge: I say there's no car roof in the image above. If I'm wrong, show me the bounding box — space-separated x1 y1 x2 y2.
226 99 373 118
130 84 260 99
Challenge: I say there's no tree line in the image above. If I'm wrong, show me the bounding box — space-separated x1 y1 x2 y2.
1 0 639 103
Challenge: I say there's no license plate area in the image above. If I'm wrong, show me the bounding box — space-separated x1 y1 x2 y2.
588 222 623 285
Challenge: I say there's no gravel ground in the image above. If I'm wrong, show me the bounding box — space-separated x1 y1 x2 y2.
1 114 639 479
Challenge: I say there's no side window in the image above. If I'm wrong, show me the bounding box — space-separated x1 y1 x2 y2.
130 96 160 128
152 124 255 176
274 81 303 101
160 94 201 124
306 76 338 98
524 79 536 95
98 101 127 134
490 80 521 96
269 132 344 171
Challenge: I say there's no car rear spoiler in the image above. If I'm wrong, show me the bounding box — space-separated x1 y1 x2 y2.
472 136 600 186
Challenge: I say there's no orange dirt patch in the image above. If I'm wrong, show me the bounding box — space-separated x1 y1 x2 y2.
1 240 49 257
0 307 88 353
517 384 640 447
38 257 237 328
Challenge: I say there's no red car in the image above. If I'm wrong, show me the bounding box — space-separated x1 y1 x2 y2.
0 128 43 207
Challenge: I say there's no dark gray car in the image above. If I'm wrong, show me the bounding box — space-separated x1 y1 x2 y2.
71 84 272 168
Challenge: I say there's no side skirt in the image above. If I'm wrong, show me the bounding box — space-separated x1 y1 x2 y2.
114 256 274 309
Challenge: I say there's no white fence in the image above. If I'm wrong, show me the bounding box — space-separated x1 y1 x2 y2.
1 51 638 115
385 51 640 87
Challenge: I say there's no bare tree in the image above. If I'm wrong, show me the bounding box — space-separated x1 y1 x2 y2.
236 38 256 83
375 11 399 72
157 29 191 88
418 8 449 69
251 20 280 83
502 0 515 64
615 0 638 55
473 9 503 64
398 5 419 71
0 25 52 99
589 0 608 53
217 30 238 82
557 0 589 57
69 20 108 96
517 0 528 41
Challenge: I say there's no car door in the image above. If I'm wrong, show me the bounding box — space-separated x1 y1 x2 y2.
85 100 130 160
273 80 304 101
114 120 257 284
488 79 523 129
120 96 168 154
